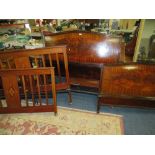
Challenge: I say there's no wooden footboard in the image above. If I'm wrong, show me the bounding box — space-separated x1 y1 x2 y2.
0 46 72 103
97 63 155 112
0 68 57 114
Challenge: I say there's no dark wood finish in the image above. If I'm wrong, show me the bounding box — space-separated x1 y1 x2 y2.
97 63 155 113
68 62 102 88
0 46 72 103
0 68 57 114
0 24 25 28
2 74 21 108
44 30 125 63
44 30 125 89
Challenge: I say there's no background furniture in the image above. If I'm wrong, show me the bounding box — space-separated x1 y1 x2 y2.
125 27 139 57
0 20 45 50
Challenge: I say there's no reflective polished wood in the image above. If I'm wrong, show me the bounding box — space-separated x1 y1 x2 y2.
44 30 125 63
0 68 57 114
0 46 72 104
97 63 155 112
44 30 125 88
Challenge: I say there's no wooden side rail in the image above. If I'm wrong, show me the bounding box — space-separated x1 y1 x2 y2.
97 63 155 113
0 46 72 103
0 68 57 114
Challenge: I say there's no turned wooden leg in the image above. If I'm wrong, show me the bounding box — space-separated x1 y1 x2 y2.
67 88 72 104
0 99 2 107
97 97 101 113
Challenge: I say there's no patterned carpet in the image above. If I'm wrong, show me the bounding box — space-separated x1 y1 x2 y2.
0 107 124 135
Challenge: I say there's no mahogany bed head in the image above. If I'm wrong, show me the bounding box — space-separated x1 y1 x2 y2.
44 30 125 63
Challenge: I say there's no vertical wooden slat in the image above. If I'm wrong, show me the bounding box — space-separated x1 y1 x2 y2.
34 56 38 68
0 59 3 69
29 75 35 106
51 68 57 113
43 74 48 105
42 55 46 67
56 52 62 82
42 55 48 104
7 59 11 69
63 51 70 84
48 54 53 67
0 99 2 107
36 74 42 105
22 75 29 107
63 50 72 104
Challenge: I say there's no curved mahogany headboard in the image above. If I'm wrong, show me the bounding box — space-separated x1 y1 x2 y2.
44 30 125 64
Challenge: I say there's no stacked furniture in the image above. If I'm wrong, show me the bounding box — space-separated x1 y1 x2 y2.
0 46 71 114
44 30 155 111
1 30 155 114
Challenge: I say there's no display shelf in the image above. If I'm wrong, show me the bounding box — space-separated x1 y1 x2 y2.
0 21 46 50
0 24 25 28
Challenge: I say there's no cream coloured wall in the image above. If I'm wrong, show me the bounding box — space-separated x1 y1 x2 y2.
119 19 138 29
137 19 155 58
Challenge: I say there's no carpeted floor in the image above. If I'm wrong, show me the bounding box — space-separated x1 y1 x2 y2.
0 107 123 135
1 92 155 135
56 92 155 135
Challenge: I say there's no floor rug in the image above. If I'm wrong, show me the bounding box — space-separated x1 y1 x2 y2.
0 107 124 135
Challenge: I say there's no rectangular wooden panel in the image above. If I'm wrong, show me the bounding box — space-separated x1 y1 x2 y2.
1 75 21 108
0 68 57 114
15 57 31 68
100 64 155 97
97 63 155 113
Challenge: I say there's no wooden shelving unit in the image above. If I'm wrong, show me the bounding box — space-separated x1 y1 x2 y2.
0 24 25 28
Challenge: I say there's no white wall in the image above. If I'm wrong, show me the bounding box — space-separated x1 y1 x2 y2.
139 19 155 56
142 20 155 38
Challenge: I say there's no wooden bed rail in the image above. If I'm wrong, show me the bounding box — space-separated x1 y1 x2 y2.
0 68 57 114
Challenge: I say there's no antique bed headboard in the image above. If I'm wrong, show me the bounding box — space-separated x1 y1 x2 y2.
43 31 125 89
44 30 125 63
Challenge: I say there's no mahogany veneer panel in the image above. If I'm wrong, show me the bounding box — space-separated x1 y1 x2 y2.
44 30 125 64
97 63 155 112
